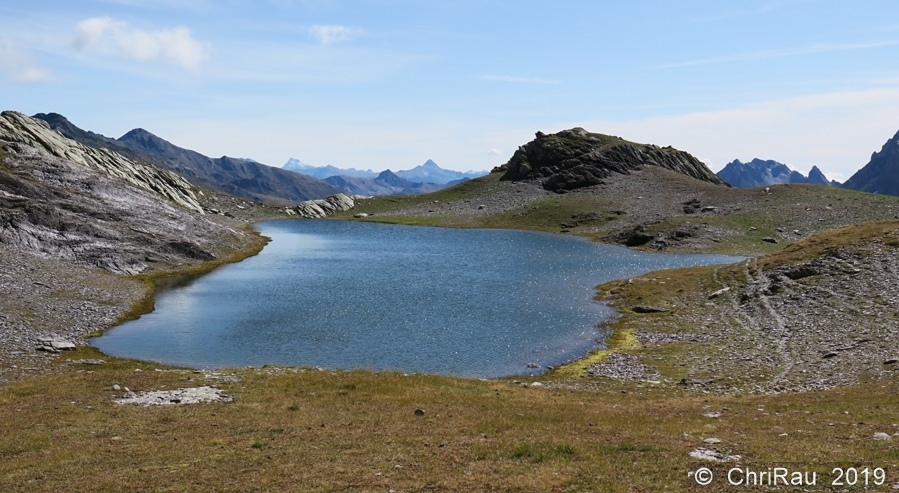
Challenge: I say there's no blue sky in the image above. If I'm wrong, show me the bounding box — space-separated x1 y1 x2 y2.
3 1 899 180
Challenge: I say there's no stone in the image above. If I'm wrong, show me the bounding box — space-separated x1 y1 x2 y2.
884 358 898 365
353 213 369 218
689 447 741 462
632 305 668 313
873 432 892 441
113 386 232 406
762 237 778 244
703 437 721 444
527 362 540 368
36 337 76 352
708 287 730 299
293 193 357 218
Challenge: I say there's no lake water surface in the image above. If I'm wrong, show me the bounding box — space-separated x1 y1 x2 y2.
92 220 739 377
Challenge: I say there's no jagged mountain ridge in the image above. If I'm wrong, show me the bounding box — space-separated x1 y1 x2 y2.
717 158 837 188
283 158 378 180
843 129 899 196
494 127 726 192
283 158 487 186
33 113 340 205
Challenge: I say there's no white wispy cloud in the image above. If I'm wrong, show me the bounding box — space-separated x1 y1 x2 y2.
72 17 209 72
0 37 54 83
308 25 361 45
660 40 899 68
476 75 559 84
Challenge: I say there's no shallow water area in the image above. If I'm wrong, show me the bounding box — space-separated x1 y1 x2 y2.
93 220 739 377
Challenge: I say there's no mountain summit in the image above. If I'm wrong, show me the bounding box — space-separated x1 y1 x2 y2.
394 159 486 185
842 129 899 196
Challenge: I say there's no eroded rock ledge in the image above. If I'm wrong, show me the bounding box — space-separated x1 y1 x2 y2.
0 111 203 213
288 193 365 218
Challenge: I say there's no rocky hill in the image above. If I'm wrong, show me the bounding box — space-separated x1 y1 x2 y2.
843 129 899 196
717 158 837 187
494 128 726 192
1 111 203 213
33 113 340 205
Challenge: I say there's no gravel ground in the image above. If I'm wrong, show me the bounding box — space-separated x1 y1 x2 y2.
569 224 899 395
0 246 145 383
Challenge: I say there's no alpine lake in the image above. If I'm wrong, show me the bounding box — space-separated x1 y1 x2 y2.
92 220 739 377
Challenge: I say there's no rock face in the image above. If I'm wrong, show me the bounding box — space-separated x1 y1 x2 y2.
843 129 899 196
0 111 204 213
32 112 342 205
495 128 726 192
0 114 252 274
293 193 363 218
717 158 838 188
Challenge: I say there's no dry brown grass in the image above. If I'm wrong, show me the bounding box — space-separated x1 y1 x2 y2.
1 346 897 492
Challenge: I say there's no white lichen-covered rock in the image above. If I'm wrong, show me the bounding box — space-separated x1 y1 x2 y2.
114 386 232 406
293 193 358 218
0 111 204 213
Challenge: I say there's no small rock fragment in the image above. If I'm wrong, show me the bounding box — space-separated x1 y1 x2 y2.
632 305 668 313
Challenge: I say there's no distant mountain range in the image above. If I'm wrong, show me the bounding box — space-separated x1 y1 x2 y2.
283 158 378 180
323 170 448 196
283 158 488 195
32 113 341 205
717 159 839 188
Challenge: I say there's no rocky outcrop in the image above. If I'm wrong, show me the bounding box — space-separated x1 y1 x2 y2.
0 140 249 274
0 111 204 213
495 128 726 192
292 193 363 218
843 129 899 196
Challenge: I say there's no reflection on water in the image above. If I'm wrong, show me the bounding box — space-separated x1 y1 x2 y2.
93 220 739 377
